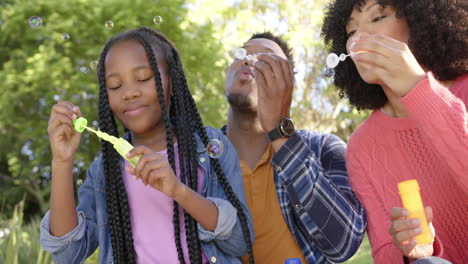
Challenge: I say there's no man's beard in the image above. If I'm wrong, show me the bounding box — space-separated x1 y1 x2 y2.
226 93 256 112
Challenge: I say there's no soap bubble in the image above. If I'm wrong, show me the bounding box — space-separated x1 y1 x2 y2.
90 60 98 70
53 95 60 101
246 54 254 61
323 67 335 78
153 16 163 25
326 53 340 69
76 179 83 185
61 33 70 41
339 53 347 61
233 47 247 60
105 20 114 29
206 139 224 158
29 16 43 28
80 66 90 74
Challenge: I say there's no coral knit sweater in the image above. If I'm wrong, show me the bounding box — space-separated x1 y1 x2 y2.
347 73 468 264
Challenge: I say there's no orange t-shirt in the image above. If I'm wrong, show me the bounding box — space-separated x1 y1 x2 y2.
241 145 306 264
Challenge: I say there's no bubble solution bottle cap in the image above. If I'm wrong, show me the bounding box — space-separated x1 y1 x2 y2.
398 179 432 245
72 117 140 168
285 258 301 264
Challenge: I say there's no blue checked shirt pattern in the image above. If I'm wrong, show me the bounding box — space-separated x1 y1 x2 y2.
223 127 367 263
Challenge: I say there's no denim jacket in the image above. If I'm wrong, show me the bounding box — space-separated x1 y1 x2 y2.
40 127 254 264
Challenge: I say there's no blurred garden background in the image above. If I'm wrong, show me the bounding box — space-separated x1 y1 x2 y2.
0 0 372 263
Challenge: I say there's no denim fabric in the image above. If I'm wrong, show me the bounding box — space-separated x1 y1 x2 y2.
40 127 254 264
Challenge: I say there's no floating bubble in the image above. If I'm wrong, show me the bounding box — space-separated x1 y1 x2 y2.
206 139 224 159
105 20 114 29
233 47 247 60
326 53 340 69
53 95 60 101
339 53 347 61
61 33 70 41
76 179 83 185
323 67 335 78
80 66 90 74
29 16 43 28
153 16 163 25
90 60 98 70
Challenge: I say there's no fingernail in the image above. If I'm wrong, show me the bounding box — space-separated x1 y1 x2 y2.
402 210 409 217
350 42 357 51
133 176 137 181
415 227 422 234
411 239 417 245
411 219 420 226
72 114 77 120
73 106 79 113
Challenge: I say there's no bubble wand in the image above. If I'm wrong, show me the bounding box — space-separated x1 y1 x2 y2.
73 117 140 167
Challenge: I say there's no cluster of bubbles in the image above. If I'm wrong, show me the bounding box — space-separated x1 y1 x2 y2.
325 53 349 69
323 52 351 78
233 47 257 61
29 16 164 34
206 139 224 159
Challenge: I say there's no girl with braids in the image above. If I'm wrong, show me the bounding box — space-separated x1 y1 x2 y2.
40 27 254 264
321 0 468 263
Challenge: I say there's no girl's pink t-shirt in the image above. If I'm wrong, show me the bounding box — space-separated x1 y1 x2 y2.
123 146 209 264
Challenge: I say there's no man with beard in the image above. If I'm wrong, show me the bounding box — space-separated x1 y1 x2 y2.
222 32 367 264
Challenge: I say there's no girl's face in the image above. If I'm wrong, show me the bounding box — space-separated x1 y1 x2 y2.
104 39 170 135
345 1 410 83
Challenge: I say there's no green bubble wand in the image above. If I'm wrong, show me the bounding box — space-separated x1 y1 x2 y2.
73 117 140 167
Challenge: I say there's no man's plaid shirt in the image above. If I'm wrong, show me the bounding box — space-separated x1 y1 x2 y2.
223 127 367 263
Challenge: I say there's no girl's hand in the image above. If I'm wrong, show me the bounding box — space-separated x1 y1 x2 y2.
389 206 435 259
48 101 83 164
126 146 185 199
349 35 426 98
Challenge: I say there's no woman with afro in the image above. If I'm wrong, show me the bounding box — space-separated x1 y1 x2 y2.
321 0 467 263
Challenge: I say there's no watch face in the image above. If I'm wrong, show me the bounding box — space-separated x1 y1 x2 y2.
279 118 295 137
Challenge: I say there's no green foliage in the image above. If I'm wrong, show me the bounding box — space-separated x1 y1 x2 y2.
0 201 52 264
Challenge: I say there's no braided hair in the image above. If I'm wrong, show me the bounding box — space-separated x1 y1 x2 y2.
97 27 254 264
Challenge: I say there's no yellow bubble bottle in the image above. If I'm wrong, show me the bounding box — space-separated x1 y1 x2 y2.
73 117 140 167
398 179 432 245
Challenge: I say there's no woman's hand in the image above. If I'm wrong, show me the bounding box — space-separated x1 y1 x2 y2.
48 101 83 164
126 146 185 199
389 206 435 259
349 34 426 97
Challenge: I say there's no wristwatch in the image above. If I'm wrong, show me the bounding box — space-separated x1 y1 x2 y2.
267 118 295 141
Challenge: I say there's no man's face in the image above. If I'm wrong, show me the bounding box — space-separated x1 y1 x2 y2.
225 38 287 112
